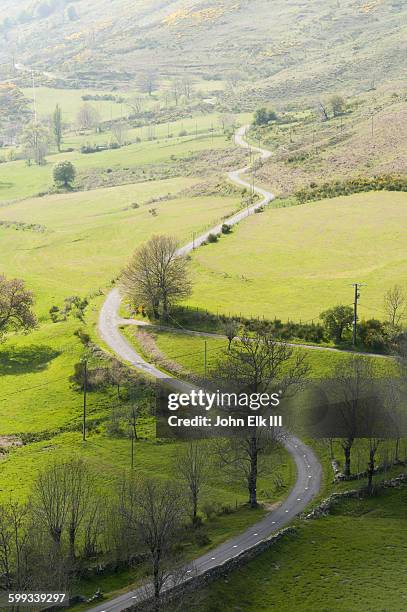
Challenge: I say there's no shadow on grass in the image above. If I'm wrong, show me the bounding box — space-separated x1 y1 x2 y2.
0 344 61 375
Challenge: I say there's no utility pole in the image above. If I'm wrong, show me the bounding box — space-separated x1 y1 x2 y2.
31 70 37 124
131 431 134 469
192 231 196 249
351 283 365 346
82 359 87 441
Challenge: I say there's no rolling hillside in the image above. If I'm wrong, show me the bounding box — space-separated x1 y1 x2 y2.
1 0 406 103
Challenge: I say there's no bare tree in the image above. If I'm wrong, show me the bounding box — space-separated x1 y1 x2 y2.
212 330 309 507
65 458 93 560
330 356 376 477
171 79 182 106
76 103 100 131
176 441 210 524
120 235 192 320
384 284 406 327
128 96 143 116
317 100 329 122
181 76 193 99
32 462 69 547
111 121 128 146
120 477 184 604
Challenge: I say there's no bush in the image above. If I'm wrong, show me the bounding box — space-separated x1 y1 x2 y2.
296 175 407 204
254 107 278 126
358 319 388 351
221 223 232 234
194 528 211 547
207 233 219 243
202 501 220 519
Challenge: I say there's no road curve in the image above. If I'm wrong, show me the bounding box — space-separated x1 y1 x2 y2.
94 127 322 612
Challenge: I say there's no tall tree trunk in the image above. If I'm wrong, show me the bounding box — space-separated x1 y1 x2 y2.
192 492 198 525
367 447 376 494
153 558 161 609
343 440 353 477
69 526 75 560
162 295 169 321
248 435 258 508
394 438 400 463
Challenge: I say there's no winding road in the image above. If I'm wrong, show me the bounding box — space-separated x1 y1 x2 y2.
93 127 322 612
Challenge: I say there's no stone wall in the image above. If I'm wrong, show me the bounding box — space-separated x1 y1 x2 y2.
124 527 297 611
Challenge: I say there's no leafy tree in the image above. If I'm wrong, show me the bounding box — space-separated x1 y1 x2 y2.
66 5 79 21
53 161 76 189
320 305 353 343
330 94 346 117
21 121 50 165
253 107 277 126
0 275 37 340
53 104 63 152
121 235 191 320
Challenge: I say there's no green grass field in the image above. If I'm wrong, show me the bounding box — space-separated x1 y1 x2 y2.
187 191 407 322
21 87 133 123
193 486 407 612
123 327 391 379
0 178 241 316
0 131 229 202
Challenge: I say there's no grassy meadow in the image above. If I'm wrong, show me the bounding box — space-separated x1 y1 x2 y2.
0 178 240 316
187 191 407 322
192 486 407 612
0 130 230 202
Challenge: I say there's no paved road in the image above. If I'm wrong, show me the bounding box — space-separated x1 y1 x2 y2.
95 127 322 612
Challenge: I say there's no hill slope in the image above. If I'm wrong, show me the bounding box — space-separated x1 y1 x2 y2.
1 0 406 102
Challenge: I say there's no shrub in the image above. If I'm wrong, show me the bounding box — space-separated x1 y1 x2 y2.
221 223 232 234
194 528 211 547
358 319 388 351
254 107 278 125
207 233 219 243
296 175 407 204
49 305 60 322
